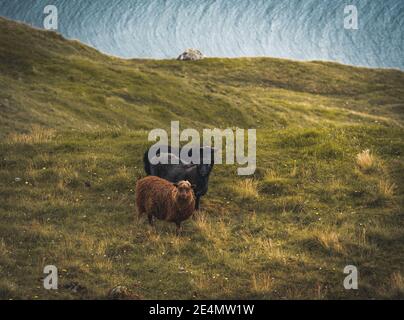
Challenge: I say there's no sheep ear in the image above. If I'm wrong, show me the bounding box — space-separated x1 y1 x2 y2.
173 182 179 188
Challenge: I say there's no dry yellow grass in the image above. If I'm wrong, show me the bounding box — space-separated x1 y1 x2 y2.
0 238 8 256
390 272 404 295
280 195 306 213
264 169 279 180
7 125 56 144
290 161 298 177
329 178 344 192
57 164 79 187
194 212 211 233
234 179 259 199
356 149 376 172
116 166 131 180
378 178 396 200
358 227 367 247
251 273 273 294
315 230 344 253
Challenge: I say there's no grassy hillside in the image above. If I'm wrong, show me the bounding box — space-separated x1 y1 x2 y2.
0 17 403 299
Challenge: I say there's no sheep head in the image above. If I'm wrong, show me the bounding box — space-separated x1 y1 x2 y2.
173 180 195 203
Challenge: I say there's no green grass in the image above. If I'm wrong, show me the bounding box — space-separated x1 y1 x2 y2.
0 17 403 299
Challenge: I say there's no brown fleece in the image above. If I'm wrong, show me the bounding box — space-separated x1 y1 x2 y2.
136 176 195 230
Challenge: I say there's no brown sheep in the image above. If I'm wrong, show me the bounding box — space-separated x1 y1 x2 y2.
136 176 196 234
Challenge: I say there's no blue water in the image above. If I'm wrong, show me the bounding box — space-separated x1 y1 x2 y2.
1 0 403 69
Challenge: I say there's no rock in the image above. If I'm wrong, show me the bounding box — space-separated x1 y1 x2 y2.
177 48 204 61
63 282 87 294
108 285 142 300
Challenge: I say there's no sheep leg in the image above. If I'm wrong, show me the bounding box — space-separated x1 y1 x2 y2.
136 203 145 217
175 222 182 236
148 214 154 226
136 210 144 223
195 196 201 210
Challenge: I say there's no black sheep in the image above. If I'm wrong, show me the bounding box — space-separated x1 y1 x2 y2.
143 145 215 210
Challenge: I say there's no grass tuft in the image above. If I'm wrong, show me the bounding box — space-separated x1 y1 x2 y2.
251 273 273 294
233 179 259 200
7 125 56 144
378 178 396 200
315 230 344 254
356 149 376 173
390 272 404 297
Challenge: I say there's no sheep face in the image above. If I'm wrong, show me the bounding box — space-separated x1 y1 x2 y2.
174 180 195 202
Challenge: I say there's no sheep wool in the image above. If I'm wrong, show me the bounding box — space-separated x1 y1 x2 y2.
136 176 195 234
